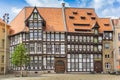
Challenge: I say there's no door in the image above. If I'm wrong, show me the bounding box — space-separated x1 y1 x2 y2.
55 60 65 73
94 61 102 73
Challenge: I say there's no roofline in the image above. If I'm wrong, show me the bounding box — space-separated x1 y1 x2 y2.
9 7 25 24
24 6 95 10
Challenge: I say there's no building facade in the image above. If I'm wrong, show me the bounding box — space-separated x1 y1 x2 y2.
0 18 10 74
9 5 114 73
112 19 120 71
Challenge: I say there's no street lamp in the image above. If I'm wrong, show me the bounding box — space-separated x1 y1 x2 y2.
3 13 9 75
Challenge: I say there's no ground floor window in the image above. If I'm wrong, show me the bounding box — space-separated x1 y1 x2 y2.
67 54 94 72
105 63 111 69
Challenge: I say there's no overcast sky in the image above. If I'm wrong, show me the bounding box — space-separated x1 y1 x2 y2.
0 0 120 22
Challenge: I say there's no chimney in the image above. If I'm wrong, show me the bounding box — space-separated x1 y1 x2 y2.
62 3 65 7
62 3 67 32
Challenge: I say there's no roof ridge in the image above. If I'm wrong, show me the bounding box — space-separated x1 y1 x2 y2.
24 6 95 10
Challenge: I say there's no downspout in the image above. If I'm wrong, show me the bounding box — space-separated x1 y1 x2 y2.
111 18 117 72
62 3 67 32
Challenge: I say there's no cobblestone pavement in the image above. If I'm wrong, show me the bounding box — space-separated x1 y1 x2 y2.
0 73 120 80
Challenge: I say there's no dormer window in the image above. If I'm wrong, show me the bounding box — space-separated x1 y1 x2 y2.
87 12 92 15
104 24 109 26
69 16 74 19
73 12 77 15
91 17 96 20
27 7 45 29
80 16 86 20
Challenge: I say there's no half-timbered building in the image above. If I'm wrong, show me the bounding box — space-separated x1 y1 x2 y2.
9 4 113 73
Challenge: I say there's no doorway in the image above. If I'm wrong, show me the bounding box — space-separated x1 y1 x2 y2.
55 60 65 73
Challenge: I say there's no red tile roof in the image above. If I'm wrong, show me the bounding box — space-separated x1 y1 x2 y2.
9 7 113 35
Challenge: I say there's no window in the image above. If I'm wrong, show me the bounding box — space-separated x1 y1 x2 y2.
105 54 110 58
83 45 86 51
61 44 65 54
67 45 70 50
118 33 120 41
98 45 102 51
94 37 98 43
79 36 82 42
43 33 46 41
67 35 70 41
1 55 4 63
51 34 54 41
71 36 74 41
74 24 90 26
55 44 60 54
69 16 74 19
91 17 96 20
83 36 86 42
87 12 92 15
37 43 42 52
47 33 50 41
104 24 109 26
105 63 111 69
34 22 37 27
38 22 42 27
47 44 52 53
104 33 109 39
94 29 98 34
109 33 112 39
29 22 33 28
75 45 78 51
55 33 59 41
61 34 65 41
87 45 90 51
30 30 33 40
30 43 34 52
75 36 78 41
87 36 90 42
91 36 93 42
73 12 77 14
79 45 82 51
91 45 93 51
80 16 86 19
94 46 97 52
43 44 46 54
105 43 110 49
34 30 37 40
98 36 102 43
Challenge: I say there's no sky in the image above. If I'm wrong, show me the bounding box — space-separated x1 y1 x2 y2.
0 0 120 22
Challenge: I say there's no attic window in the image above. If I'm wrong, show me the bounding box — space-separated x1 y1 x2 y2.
87 12 92 15
91 17 96 20
75 29 90 32
73 12 77 15
69 16 74 19
74 24 90 26
104 24 109 26
80 16 86 20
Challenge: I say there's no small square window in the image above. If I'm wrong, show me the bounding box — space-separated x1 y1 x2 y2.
104 43 110 49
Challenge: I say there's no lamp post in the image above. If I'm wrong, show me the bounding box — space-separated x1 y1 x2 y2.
3 13 9 75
